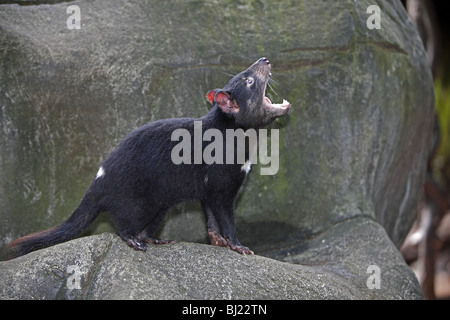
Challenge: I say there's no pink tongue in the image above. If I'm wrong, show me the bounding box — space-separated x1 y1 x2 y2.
264 97 272 105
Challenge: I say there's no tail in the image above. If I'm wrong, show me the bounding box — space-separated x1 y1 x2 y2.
8 192 101 259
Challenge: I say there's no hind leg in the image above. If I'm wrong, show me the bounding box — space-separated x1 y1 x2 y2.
137 208 175 245
109 203 157 251
117 222 149 252
118 207 174 251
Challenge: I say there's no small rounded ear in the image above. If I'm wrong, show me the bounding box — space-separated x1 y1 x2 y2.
206 90 217 104
212 91 240 114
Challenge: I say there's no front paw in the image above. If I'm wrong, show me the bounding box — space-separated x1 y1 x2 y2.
208 231 229 248
208 231 254 255
229 243 254 255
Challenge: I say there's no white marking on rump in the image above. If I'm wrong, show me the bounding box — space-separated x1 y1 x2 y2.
96 166 105 179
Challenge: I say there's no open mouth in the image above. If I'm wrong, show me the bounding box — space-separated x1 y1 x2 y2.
251 58 291 113
263 78 291 112
264 96 290 110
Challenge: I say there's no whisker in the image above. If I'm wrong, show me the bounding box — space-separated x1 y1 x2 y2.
269 76 279 86
223 71 238 77
267 81 279 97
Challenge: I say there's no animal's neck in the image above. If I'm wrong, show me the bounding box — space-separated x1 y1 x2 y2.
201 105 239 131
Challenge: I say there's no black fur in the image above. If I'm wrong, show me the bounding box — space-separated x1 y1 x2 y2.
8 57 290 258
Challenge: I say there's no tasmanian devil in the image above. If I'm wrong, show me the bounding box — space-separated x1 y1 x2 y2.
8 57 291 258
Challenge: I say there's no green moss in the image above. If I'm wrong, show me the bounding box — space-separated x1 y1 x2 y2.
433 77 450 185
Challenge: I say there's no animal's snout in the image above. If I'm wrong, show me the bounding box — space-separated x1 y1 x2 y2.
258 57 270 64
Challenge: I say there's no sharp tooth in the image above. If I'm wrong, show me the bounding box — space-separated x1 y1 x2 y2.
271 99 291 109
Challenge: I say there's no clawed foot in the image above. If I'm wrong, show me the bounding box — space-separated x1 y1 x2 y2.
208 231 228 248
124 233 252 255
229 243 254 255
125 237 175 251
143 237 176 245
208 231 254 255
126 238 147 251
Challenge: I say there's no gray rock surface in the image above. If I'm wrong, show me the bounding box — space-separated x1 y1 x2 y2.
0 227 422 300
0 0 433 299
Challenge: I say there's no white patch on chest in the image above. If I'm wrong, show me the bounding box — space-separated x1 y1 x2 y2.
95 166 105 179
241 160 252 174
240 132 257 175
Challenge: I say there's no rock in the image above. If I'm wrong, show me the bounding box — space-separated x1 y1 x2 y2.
0 231 422 300
0 0 433 299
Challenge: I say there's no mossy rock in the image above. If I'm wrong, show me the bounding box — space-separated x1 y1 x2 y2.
0 0 433 282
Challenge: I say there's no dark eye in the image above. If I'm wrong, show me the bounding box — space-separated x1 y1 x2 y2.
246 77 254 86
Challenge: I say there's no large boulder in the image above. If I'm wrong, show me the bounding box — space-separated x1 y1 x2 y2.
0 0 433 299
0 231 422 300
